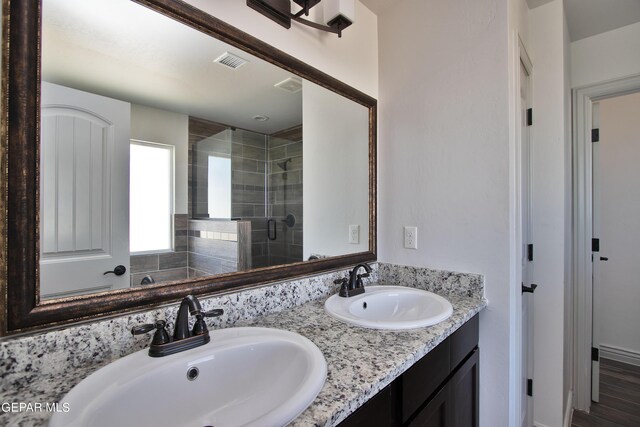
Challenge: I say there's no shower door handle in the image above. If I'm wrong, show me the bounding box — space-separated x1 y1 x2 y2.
267 219 277 241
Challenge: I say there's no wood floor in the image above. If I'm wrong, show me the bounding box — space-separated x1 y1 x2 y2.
572 358 640 427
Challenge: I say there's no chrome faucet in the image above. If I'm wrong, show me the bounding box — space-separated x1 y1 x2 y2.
132 295 223 357
334 263 372 297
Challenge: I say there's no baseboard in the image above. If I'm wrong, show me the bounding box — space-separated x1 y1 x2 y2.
600 344 640 367
564 390 573 427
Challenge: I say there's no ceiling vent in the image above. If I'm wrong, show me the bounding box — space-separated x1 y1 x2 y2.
274 77 303 94
213 52 248 70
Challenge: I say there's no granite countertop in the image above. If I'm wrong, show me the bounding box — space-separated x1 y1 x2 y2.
2 280 486 427
241 289 486 426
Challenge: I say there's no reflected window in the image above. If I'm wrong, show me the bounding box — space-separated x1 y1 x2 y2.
130 141 173 253
207 155 231 218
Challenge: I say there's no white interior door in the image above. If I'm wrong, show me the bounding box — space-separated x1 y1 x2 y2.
520 59 534 427
40 82 131 298
592 91 640 400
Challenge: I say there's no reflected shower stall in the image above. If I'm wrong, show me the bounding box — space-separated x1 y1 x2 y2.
189 117 303 270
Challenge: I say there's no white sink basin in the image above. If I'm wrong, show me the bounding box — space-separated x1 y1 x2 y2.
325 285 453 330
49 327 326 427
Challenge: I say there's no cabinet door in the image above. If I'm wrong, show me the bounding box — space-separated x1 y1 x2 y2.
339 383 400 427
449 348 479 427
402 339 451 422
407 383 450 427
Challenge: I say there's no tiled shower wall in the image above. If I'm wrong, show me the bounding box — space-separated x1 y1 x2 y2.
188 117 268 269
130 119 303 286
230 129 269 269
189 116 228 218
187 116 303 269
188 219 251 277
267 126 303 265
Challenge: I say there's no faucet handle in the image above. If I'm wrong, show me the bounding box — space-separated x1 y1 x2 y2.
131 323 156 335
203 309 224 318
335 278 351 297
192 309 224 336
356 272 370 285
132 320 170 345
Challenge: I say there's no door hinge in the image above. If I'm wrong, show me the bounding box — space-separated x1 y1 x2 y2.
527 244 534 262
527 108 533 126
527 379 533 396
592 128 600 143
592 238 600 252
592 347 599 362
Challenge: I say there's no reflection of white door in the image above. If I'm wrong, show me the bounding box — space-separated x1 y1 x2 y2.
519 60 534 427
592 92 640 401
40 82 131 298
591 102 601 401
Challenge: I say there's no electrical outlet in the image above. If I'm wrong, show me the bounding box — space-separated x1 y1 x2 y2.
404 226 417 249
349 225 360 244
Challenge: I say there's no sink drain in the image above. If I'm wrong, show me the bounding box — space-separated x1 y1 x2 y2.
363 302 367 309
187 366 199 381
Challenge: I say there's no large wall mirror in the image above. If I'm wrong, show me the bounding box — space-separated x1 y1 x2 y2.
1 0 376 334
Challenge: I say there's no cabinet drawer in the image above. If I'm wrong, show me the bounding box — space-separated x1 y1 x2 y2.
402 338 450 422
450 314 479 369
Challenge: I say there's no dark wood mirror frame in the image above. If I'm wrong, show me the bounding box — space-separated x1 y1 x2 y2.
0 0 376 336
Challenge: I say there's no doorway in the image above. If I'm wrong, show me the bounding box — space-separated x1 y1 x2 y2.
572 74 640 411
591 91 640 399
512 37 535 427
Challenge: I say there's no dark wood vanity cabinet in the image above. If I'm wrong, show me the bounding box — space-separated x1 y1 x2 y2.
339 315 479 427
408 348 479 427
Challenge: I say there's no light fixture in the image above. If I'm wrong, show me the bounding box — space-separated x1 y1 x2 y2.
247 0 355 38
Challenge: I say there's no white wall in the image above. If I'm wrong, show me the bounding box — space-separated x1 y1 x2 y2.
509 0 530 48
302 81 369 258
377 0 513 425
130 104 189 214
596 92 640 363
183 0 378 98
571 22 640 89
529 1 570 426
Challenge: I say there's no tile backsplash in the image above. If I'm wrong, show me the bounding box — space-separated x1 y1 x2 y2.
378 263 484 299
